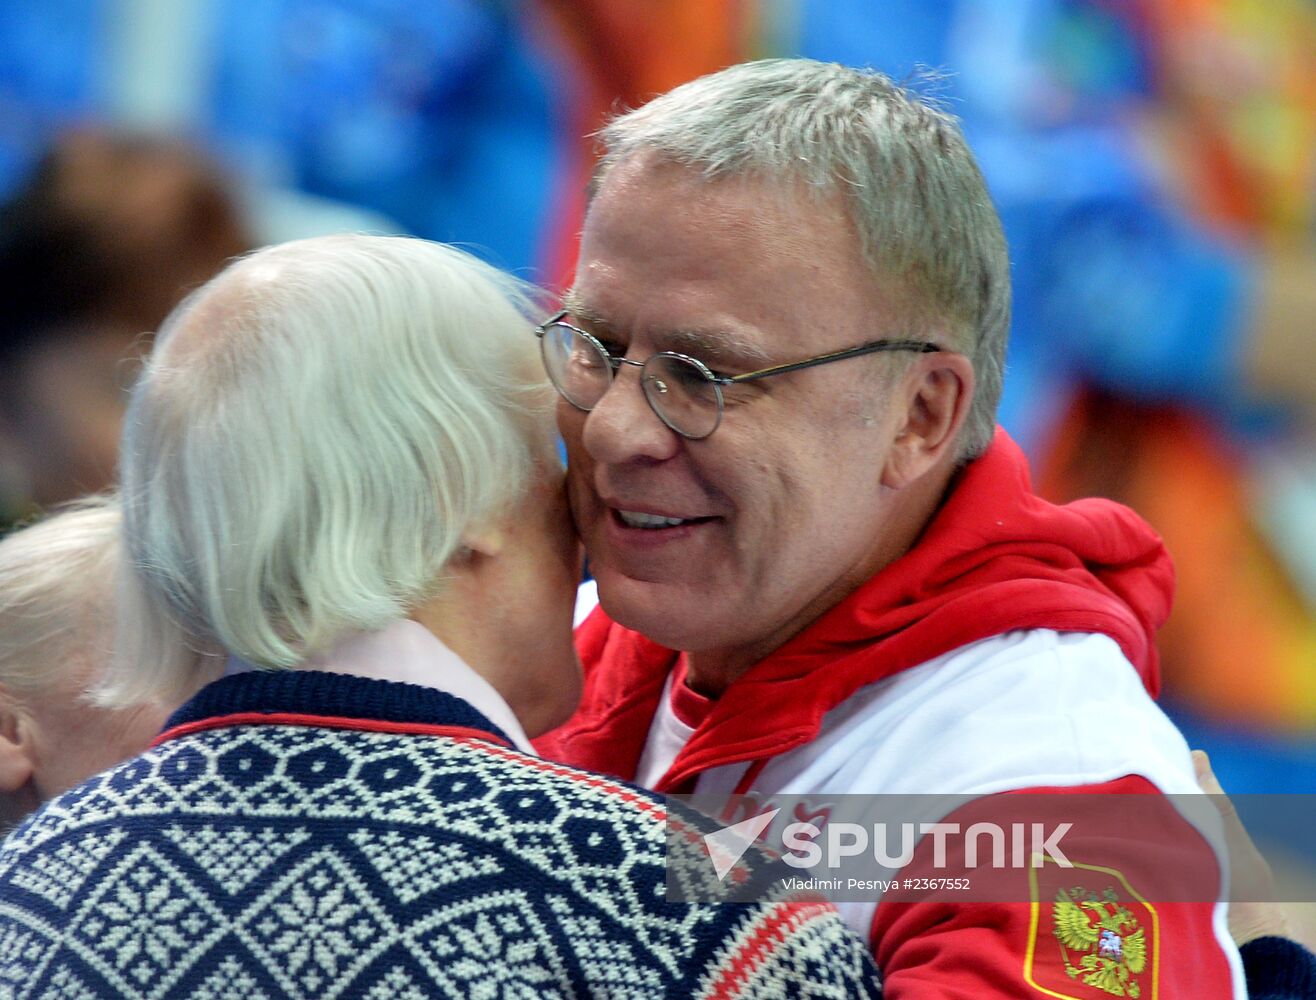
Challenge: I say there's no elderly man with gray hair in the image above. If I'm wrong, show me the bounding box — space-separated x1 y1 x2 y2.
0 234 878 998
539 58 1246 997
0 496 170 832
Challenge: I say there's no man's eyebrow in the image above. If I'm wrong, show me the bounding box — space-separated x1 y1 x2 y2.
559 293 609 332
560 293 772 367
663 328 773 368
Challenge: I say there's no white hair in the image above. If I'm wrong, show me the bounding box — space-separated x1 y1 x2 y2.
102 235 555 707
0 496 122 696
595 58 1010 460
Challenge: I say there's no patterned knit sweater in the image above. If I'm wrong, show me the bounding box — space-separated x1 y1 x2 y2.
0 671 879 999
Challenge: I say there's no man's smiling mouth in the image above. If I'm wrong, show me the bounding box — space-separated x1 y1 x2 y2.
612 508 717 530
617 510 689 529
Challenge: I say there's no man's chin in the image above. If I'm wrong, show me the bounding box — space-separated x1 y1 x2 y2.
593 570 710 651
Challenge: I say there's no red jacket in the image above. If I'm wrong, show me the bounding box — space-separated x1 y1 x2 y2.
540 430 1241 998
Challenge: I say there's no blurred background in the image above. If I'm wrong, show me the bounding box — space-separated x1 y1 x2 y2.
1 0 1313 806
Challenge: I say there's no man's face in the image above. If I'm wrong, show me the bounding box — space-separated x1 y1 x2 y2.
560 159 919 672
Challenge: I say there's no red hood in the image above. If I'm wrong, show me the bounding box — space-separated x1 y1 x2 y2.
537 428 1174 792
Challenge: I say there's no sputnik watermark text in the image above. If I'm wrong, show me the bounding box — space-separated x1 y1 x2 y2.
782 821 1074 869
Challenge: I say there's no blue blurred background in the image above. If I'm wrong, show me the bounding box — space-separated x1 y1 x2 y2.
1 0 1313 806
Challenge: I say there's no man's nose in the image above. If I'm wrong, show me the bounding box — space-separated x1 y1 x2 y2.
581 363 681 465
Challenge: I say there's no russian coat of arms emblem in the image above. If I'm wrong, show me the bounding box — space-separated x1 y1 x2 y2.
1025 855 1159 1000
1051 885 1148 997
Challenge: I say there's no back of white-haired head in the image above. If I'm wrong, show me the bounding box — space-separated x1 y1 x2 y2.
595 58 1010 460
104 235 555 707
0 496 122 697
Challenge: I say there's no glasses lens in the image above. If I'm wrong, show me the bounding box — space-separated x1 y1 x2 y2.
541 323 610 409
643 354 721 438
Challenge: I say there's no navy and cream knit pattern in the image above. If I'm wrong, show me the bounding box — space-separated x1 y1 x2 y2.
0 671 879 998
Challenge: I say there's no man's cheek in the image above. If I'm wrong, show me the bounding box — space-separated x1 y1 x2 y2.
564 477 596 536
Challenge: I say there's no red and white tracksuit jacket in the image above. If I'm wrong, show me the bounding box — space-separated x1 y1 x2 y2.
540 430 1245 999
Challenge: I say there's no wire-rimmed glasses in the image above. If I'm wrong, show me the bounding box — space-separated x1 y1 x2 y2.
535 310 942 440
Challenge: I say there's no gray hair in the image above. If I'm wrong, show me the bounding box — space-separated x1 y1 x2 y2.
103 235 555 707
0 496 121 695
595 58 1010 459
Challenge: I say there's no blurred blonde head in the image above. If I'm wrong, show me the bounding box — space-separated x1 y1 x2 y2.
0 496 171 825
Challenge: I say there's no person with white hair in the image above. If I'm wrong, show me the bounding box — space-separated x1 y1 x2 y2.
0 496 170 833
0 234 879 998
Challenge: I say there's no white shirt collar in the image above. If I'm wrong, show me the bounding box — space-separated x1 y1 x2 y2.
224 619 536 755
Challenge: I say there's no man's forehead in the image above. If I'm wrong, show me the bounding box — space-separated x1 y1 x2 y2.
571 156 898 363
594 154 842 238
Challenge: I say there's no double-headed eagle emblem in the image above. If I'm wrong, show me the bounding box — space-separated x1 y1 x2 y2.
1052 886 1148 997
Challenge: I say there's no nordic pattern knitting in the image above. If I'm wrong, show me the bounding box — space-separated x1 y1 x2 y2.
0 683 878 998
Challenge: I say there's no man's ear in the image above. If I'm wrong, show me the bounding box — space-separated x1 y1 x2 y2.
0 690 36 794
881 352 975 490
457 521 506 562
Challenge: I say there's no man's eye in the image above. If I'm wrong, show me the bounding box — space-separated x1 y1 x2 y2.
669 363 715 389
597 339 627 357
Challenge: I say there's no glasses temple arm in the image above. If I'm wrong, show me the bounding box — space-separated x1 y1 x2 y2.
535 309 570 335
723 340 941 384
